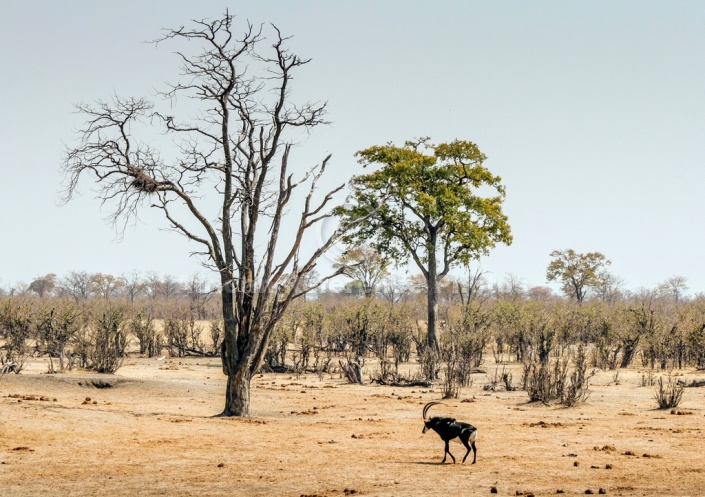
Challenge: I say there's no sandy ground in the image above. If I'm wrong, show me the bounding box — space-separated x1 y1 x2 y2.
1 357 704 497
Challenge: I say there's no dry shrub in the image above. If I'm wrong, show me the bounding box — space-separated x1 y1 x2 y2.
641 370 656 387
654 375 684 409
561 344 593 407
91 307 127 374
0 299 34 374
523 344 592 406
130 312 161 358
165 316 189 357
523 356 566 405
209 320 223 356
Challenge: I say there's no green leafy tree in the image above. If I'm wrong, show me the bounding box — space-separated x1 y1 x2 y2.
336 138 512 350
546 249 611 303
29 273 57 298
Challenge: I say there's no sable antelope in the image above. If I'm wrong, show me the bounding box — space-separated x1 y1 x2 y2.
422 401 477 464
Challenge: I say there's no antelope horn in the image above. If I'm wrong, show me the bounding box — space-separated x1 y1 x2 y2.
423 401 443 420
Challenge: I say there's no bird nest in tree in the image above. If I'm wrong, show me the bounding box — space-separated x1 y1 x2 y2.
130 168 159 193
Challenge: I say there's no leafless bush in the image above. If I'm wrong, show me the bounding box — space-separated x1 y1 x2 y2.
523 355 567 405
523 342 593 407
35 301 82 372
440 344 462 399
186 318 206 355
417 346 440 382
390 327 413 365
209 320 223 356
654 374 684 409
91 307 127 373
165 316 189 357
0 299 34 373
71 325 93 370
560 344 593 407
130 312 161 357
593 339 621 370
641 370 656 387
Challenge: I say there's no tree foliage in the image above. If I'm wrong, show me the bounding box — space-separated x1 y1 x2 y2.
546 249 611 302
336 138 512 349
29 274 56 298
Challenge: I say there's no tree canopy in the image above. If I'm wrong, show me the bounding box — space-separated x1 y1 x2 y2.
336 138 512 349
546 249 611 302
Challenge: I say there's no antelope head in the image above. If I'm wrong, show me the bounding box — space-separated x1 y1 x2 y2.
422 401 444 433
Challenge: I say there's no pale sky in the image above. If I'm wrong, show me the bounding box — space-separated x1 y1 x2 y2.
1 1 705 294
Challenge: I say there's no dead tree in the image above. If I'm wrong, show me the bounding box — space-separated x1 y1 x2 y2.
62 13 359 416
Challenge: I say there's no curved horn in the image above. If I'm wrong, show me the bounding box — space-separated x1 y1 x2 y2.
423 401 443 420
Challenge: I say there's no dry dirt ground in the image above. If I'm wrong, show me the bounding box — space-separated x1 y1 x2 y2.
1 357 704 497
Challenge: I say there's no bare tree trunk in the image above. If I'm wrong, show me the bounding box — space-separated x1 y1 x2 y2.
219 275 250 416
222 364 251 417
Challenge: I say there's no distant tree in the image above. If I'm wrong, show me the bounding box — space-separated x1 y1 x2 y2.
337 138 512 350
297 269 320 302
159 275 183 300
61 13 353 416
492 273 524 301
594 270 624 304
504 273 525 300
8 282 30 297
60 271 93 302
379 276 411 303
408 273 429 294
90 273 124 300
342 279 366 297
546 249 611 303
528 285 554 301
334 246 389 298
121 271 145 305
439 278 462 303
659 275 689 303
459 267 488 305
29 273 57 298
278 269 320 302
144 271 162 301
186 273 209 318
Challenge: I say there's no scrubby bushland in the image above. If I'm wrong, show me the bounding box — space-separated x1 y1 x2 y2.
36 300 82 372
0 298 34 373
5 273 705 400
